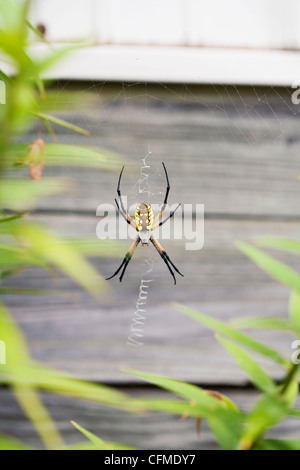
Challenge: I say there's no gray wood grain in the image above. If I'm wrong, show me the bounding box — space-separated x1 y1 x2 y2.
2 214 299 384
0 387 299 450
2 84 300 384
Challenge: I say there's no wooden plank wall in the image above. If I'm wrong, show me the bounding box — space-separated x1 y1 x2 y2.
3 82 300 383
1 83 300 448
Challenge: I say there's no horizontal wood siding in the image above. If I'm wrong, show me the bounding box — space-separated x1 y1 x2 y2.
3 84 299 385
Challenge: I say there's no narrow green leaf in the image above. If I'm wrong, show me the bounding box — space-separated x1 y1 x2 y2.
0 433 33 450
0 287 75 298
123 369 229 413
289 408 300 418
239 395 290 450
0 242 49 270
256 237 300 255
289 291 300 336
30 111 92 136
131 397 203 418
12 221 107 300
0 213 26 224
0 301 64 450
207 410 243 450
255 439 300 450
217 335 276 393
68 441 138 451
239 379 298 450
26 20 48 43
71 421 107 450
236 241 300 293
131 396 237 419
173 303 288 367
123 368 242 450
0 69 11 84
8 143 124 170
36 43 89 77
0 364 138 413
0 178 71 211
41 117 57 142
230 316 293 332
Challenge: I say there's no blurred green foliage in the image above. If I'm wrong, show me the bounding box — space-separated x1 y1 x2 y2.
0 0 139 450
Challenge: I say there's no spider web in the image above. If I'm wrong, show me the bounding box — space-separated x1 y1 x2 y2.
46 80 300 221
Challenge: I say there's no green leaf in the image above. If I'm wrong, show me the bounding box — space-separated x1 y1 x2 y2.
255 439 300 450
236 241 300 293
26 20 48 44
0 178 71 211
256 237 300 255
0 433 33 450
230 316 293 332
133 397 242 451
289 408 300 418
35 43 89 78
0 69 11 85
0 287 76 298
0 300 64 450
217 335 276 393
0 213 26 224
11 221 107 301
123 369 230 412
123 369 242 450
0 242 49 271
131 396 237 419
289 291 300 336
173 303 288 367
207 410 243 451
131 397 205 418
68 441 138 451
0 363 138 413
70 421 107 450
30 111 92 136
239 381 299 450
9 143 124 170
239 395 290 450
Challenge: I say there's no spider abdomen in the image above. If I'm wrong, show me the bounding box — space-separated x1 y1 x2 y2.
135 203 154 231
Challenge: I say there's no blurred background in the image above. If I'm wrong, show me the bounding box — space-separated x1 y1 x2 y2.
1 0 300 449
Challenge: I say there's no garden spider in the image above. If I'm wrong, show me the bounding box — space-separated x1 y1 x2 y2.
106 162 184 284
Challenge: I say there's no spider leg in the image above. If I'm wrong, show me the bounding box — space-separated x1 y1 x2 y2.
152 203 181 231
116 166 132 219
114 166 136 229
152 162 170 226
115 198 137 229
150 236 184 285
106 236 140 282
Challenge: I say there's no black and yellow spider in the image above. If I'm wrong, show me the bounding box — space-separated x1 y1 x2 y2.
106 162 184 284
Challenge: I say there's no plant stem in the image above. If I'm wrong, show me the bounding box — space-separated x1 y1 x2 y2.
281 363 300 395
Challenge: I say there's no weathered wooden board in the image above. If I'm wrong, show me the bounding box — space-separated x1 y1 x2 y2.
0 387 299 450
2 84 300 385
2 84 300 446
2 214 299 384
